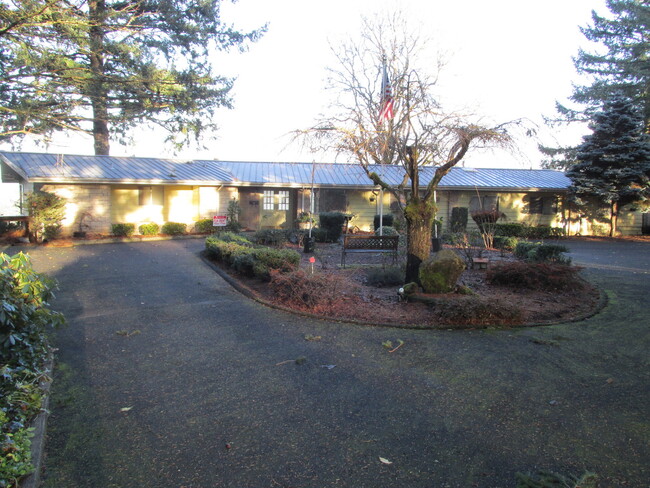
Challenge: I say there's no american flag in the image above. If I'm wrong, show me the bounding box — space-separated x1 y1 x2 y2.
379 61 394 123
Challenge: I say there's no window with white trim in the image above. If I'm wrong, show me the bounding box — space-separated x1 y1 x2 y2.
262 190 290 211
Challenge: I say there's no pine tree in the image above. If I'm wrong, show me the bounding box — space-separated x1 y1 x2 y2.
542 0 649 169
567 95 650 235
0 0 265 155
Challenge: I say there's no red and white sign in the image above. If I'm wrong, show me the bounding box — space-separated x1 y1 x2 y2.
213 215 227 227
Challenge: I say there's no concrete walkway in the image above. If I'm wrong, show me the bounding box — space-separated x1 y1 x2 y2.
11 238 650 487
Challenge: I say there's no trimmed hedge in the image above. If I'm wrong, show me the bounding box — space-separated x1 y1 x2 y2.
494 223 566 239
194 218 214 233
373 214 394 230
318 212 346 242
138 222 159 236
111 223 135 237
161 222 187 235
205 234 300 281
514 242 571 264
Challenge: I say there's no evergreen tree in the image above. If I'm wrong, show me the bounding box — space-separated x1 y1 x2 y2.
0 0 265 155
567 95 650 235
542 0 649 169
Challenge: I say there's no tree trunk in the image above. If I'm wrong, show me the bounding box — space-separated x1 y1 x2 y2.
610 201 619 237
404 198 435 284
89 0 110 155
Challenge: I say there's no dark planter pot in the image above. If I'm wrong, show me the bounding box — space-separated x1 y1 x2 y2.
431 237 443 252
303 236 315 253
73 231 87 238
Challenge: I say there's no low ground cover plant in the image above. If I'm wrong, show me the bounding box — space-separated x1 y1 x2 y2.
1 253 64 486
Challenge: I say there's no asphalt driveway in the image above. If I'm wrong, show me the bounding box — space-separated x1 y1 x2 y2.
11 237 650 487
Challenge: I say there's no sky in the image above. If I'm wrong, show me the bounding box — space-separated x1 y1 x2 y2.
11 0 608 169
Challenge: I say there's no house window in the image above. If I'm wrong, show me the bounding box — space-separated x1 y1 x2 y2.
469 195 499 213
263 190 274 210
278 191 289 210
262 190 290 211
138 186 163 206
523 195 557 215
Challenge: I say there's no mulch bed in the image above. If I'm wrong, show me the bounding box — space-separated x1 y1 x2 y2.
207 241 603 329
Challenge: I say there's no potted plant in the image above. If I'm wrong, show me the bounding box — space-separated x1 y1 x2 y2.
296 212 315 230
73 211 92 238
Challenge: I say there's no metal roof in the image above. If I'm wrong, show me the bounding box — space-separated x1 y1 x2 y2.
1 152 570 190
214 161 570 190
0 152 234 184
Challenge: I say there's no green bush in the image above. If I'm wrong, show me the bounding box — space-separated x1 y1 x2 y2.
318 212 346 242
495 223 566 239
493 236 519 252
253 229 288 246
161 222 187 235
374 226 399 236
111 223 135 237
25 191 66 243
373 214 394 230
1 253 64 485
514 242 571 264
138 222 160 236
213 232 252 245
450 207 468 233
311 227 329 243
194 218 214 233
205 237 252 265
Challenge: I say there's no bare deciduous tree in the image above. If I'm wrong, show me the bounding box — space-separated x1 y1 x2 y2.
300 14 514 283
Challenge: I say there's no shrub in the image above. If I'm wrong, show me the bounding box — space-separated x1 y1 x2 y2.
374 226 399 236
250 247 300 280
419 249 466 293
365 267 403 287
487 261 584 291
138 222 159 236
494 222 527 237
213 232 252 245
253 229 288 246
495 223 566 239
111 223 135 237
194 218 214 233
205 237 252 265
311 227 329 243
450 207 468 232
225 199 242 232
514 242 571 264
269 269 360 313
161 222 187 235
318 212 347 242
1 253 64 485
373 214 394 230
493 236 519 252
232 253 257 277
25 190 66 243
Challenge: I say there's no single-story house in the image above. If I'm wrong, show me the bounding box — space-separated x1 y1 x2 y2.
1 151 647 236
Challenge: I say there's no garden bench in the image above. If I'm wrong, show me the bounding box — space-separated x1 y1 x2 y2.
341 235 399 268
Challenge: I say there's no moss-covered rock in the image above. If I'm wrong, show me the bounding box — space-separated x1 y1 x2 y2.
419 249 465 293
